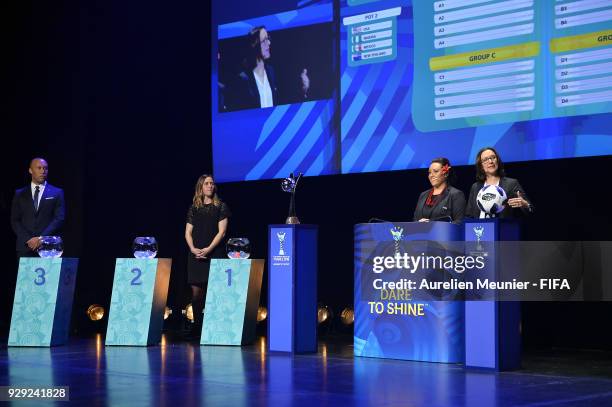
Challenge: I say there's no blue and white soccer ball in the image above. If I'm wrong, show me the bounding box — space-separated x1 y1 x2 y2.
476 184 507 215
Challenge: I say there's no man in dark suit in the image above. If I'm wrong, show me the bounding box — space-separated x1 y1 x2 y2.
10 157 65 257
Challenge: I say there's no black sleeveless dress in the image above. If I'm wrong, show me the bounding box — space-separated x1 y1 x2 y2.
186 202 230 284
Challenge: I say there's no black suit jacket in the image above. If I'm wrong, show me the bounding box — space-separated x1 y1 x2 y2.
413 186 466 224
231 64 279 110
465 177 534 219
10 183 65 253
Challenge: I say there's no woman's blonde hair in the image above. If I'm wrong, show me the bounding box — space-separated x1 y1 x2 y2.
192 174 221 208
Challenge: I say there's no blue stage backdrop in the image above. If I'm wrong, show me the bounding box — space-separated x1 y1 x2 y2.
212 0 612 182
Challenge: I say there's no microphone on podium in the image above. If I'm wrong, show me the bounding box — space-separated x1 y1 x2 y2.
429 215 453 222
368 217 394 223
368 216 453 223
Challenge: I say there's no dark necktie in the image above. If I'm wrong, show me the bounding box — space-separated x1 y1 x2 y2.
34 186 40 211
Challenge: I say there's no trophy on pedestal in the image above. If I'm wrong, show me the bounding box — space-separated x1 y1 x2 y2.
281 172 303 224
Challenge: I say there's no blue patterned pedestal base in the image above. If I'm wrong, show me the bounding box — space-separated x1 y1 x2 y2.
201 259 264 346
106 258 171 346
9 257 79 347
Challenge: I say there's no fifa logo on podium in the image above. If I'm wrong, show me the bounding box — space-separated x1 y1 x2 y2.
276 232 286 256
390 226 404 255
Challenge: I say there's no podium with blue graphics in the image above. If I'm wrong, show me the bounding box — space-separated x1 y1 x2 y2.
354 221 464 363
268 224 318 353
106 258 171 346
464 218 521 370
201 259 264 346
9 257 79 347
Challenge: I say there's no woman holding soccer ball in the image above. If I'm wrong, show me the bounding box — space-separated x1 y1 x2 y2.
466 147 534 218
413 157 466 223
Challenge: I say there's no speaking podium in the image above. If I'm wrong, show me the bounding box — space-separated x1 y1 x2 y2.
464 218 521 370
201 259 264 346
105 258 171 346
354 221 464 363
9 257 79 347
268 224 318 353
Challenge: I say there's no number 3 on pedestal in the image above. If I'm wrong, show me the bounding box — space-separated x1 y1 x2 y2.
34 267 46 286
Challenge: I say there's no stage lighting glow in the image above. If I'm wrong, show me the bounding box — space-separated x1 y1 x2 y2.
182 304 194 321
87 304 105 321
340 307 354 325
317 305 330 324
257 306 268 322
164 306 172 320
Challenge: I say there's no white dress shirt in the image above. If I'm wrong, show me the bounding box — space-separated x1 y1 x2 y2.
31 181 47 209
253 68 274 108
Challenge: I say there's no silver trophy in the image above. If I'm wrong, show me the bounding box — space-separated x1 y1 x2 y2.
281 172 303 224
473 226 484 252
277 232 286 255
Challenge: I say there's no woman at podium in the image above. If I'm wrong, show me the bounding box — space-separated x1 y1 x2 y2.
413 157 466 223
185 174 231 335
466 147 534 219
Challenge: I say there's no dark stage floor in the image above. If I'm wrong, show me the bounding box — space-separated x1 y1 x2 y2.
1 334 612 406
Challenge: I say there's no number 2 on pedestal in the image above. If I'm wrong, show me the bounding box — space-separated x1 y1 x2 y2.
131 268 142 285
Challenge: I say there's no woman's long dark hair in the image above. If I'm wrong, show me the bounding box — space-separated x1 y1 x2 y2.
475 146 505 182
246 26 266 70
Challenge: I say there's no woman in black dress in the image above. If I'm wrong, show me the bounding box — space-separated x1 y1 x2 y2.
465 147 534 219
413 157 466 224
184 174 230 333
